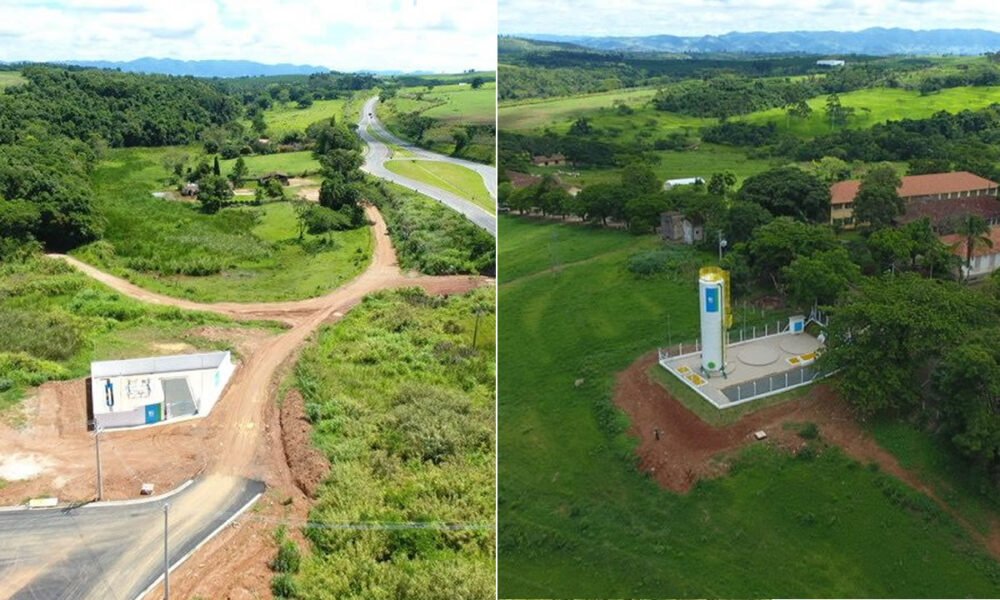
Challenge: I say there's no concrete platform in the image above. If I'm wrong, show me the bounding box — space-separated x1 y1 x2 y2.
660 332 824 409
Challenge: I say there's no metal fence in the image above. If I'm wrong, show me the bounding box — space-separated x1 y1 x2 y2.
720 364 823 405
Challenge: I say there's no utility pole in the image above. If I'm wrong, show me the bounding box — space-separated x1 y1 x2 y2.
163 503 170 600
718 230 728 263
93 422 103 501
471 308 484 348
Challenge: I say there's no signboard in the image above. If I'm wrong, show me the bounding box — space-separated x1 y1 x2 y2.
705 287 719 313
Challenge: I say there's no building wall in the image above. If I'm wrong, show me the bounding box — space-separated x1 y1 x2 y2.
963 251 1000 278
90 353 235 429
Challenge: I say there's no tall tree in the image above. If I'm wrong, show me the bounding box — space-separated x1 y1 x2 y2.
954 214 994 278
736 166 830 223
853 164 904 229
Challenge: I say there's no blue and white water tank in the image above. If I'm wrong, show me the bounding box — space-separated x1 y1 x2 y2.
699 267 729 374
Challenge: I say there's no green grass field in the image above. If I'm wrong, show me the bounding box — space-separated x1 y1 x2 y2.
739 85 1000 137
499 87 659 131
0 71 25 89
74 147 372 302
498 215 1000 597
220 150 320 178
256 98 348 137
421 82 497 124
384 159 495 213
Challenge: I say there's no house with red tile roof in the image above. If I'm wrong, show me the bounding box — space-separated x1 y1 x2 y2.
939 225 1000 279
830 171 999 227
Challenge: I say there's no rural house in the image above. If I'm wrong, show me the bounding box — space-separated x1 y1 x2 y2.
659 211 704 244
532 153 566 167
662 177 705 191
940 225 1000 279
830 171 1000 227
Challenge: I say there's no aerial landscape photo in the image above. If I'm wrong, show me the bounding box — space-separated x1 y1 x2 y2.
0 1 496 598
497 0 1000 597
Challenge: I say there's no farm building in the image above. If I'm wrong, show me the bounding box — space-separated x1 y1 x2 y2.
258 171 290 186
940 225 1000 278
816 59 846 67
898 195 1000 232
181 182 200 196
532 154 566 167
659 211 704 244
663 177 704 191
89 351 235 429
830 171 1000 227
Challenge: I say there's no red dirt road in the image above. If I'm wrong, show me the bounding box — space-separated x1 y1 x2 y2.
615 350 1000 560
2 205 491 599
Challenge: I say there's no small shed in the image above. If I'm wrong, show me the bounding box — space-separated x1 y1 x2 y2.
816 59 846 67
181 182 200 196
659 211 704 244
89 351 235 429
258 172 290 186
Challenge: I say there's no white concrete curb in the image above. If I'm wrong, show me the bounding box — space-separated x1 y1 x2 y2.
0 479 195 513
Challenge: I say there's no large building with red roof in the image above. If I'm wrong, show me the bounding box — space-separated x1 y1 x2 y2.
830 171 999 227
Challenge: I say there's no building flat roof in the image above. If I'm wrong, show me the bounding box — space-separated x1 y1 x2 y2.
898 195 1000 228
91 351 230 378
831 171 999 204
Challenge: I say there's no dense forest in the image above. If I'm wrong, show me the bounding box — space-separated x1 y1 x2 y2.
0 66 240 147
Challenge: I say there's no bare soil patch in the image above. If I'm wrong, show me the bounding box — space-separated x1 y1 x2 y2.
280 389 331 498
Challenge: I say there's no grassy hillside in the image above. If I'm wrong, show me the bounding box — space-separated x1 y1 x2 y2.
74 147 372 302
220 150 320 178
739 85 1000 137
0 256 272 410
499 87 659 131
288 287 495 598
0 71 25 89
381 80 496 164
497 216 1000 597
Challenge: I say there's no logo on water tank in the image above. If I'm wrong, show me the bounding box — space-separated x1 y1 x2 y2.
705 287 719 313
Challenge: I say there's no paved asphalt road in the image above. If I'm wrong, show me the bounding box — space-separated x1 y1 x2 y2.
357 96 497 237
0 476 264 600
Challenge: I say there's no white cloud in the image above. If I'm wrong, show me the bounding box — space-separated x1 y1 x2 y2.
0 0 496 72
499 0 1000 36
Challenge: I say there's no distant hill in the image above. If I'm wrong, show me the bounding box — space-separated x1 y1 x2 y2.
55 58 329 78
518 28 1000 56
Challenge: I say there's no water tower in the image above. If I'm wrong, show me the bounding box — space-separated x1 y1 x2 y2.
698 267 731 375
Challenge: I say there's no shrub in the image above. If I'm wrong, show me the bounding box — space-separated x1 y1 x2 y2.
271 573 298 599
799 422 820 440
271 539 302 574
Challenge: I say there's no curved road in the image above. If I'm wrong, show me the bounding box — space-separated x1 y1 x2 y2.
0 205 489 599
358 96 497 236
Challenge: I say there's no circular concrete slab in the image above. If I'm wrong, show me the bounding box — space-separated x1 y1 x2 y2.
779 335 817 355
737 345 780 366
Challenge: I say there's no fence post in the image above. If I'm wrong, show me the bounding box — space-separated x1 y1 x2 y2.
753 326 756 338
801 369 805 384
753 380 757 396
738 386 741 402
740 329 744 342
785 372 789 387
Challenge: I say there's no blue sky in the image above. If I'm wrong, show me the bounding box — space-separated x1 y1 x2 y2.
499 0 1000 37
0 0 496 72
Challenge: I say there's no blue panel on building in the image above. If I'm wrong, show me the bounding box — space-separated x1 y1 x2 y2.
145 403 162 424
705 287 719 313
793 320 804 332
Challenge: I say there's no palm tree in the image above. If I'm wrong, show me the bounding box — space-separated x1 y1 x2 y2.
955 214 994 280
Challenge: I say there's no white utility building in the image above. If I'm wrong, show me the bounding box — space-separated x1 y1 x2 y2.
89 351 235 429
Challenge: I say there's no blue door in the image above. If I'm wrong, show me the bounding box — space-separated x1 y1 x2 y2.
144 403 162 424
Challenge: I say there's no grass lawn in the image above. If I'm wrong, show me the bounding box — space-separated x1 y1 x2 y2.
499 87 660 131
0 71 25 89
498 215 1000 598
74 147 372 303
384 159 495 213
220 150 320 178
740 85 1000 138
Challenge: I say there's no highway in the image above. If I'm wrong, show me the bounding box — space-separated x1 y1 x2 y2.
0 476 264 600
357 96 497 236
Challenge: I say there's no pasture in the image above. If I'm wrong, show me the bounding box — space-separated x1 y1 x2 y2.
499 87 660 131
740 85 1000 137
74 147 372 303
497 215 1000 598
220 150 320 178
384 159 495 213
0 71 25 89
256 98 348 137
421 82 497 124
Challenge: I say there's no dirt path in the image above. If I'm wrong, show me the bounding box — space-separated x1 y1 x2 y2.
615 350 1000 561
13 204 492 599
